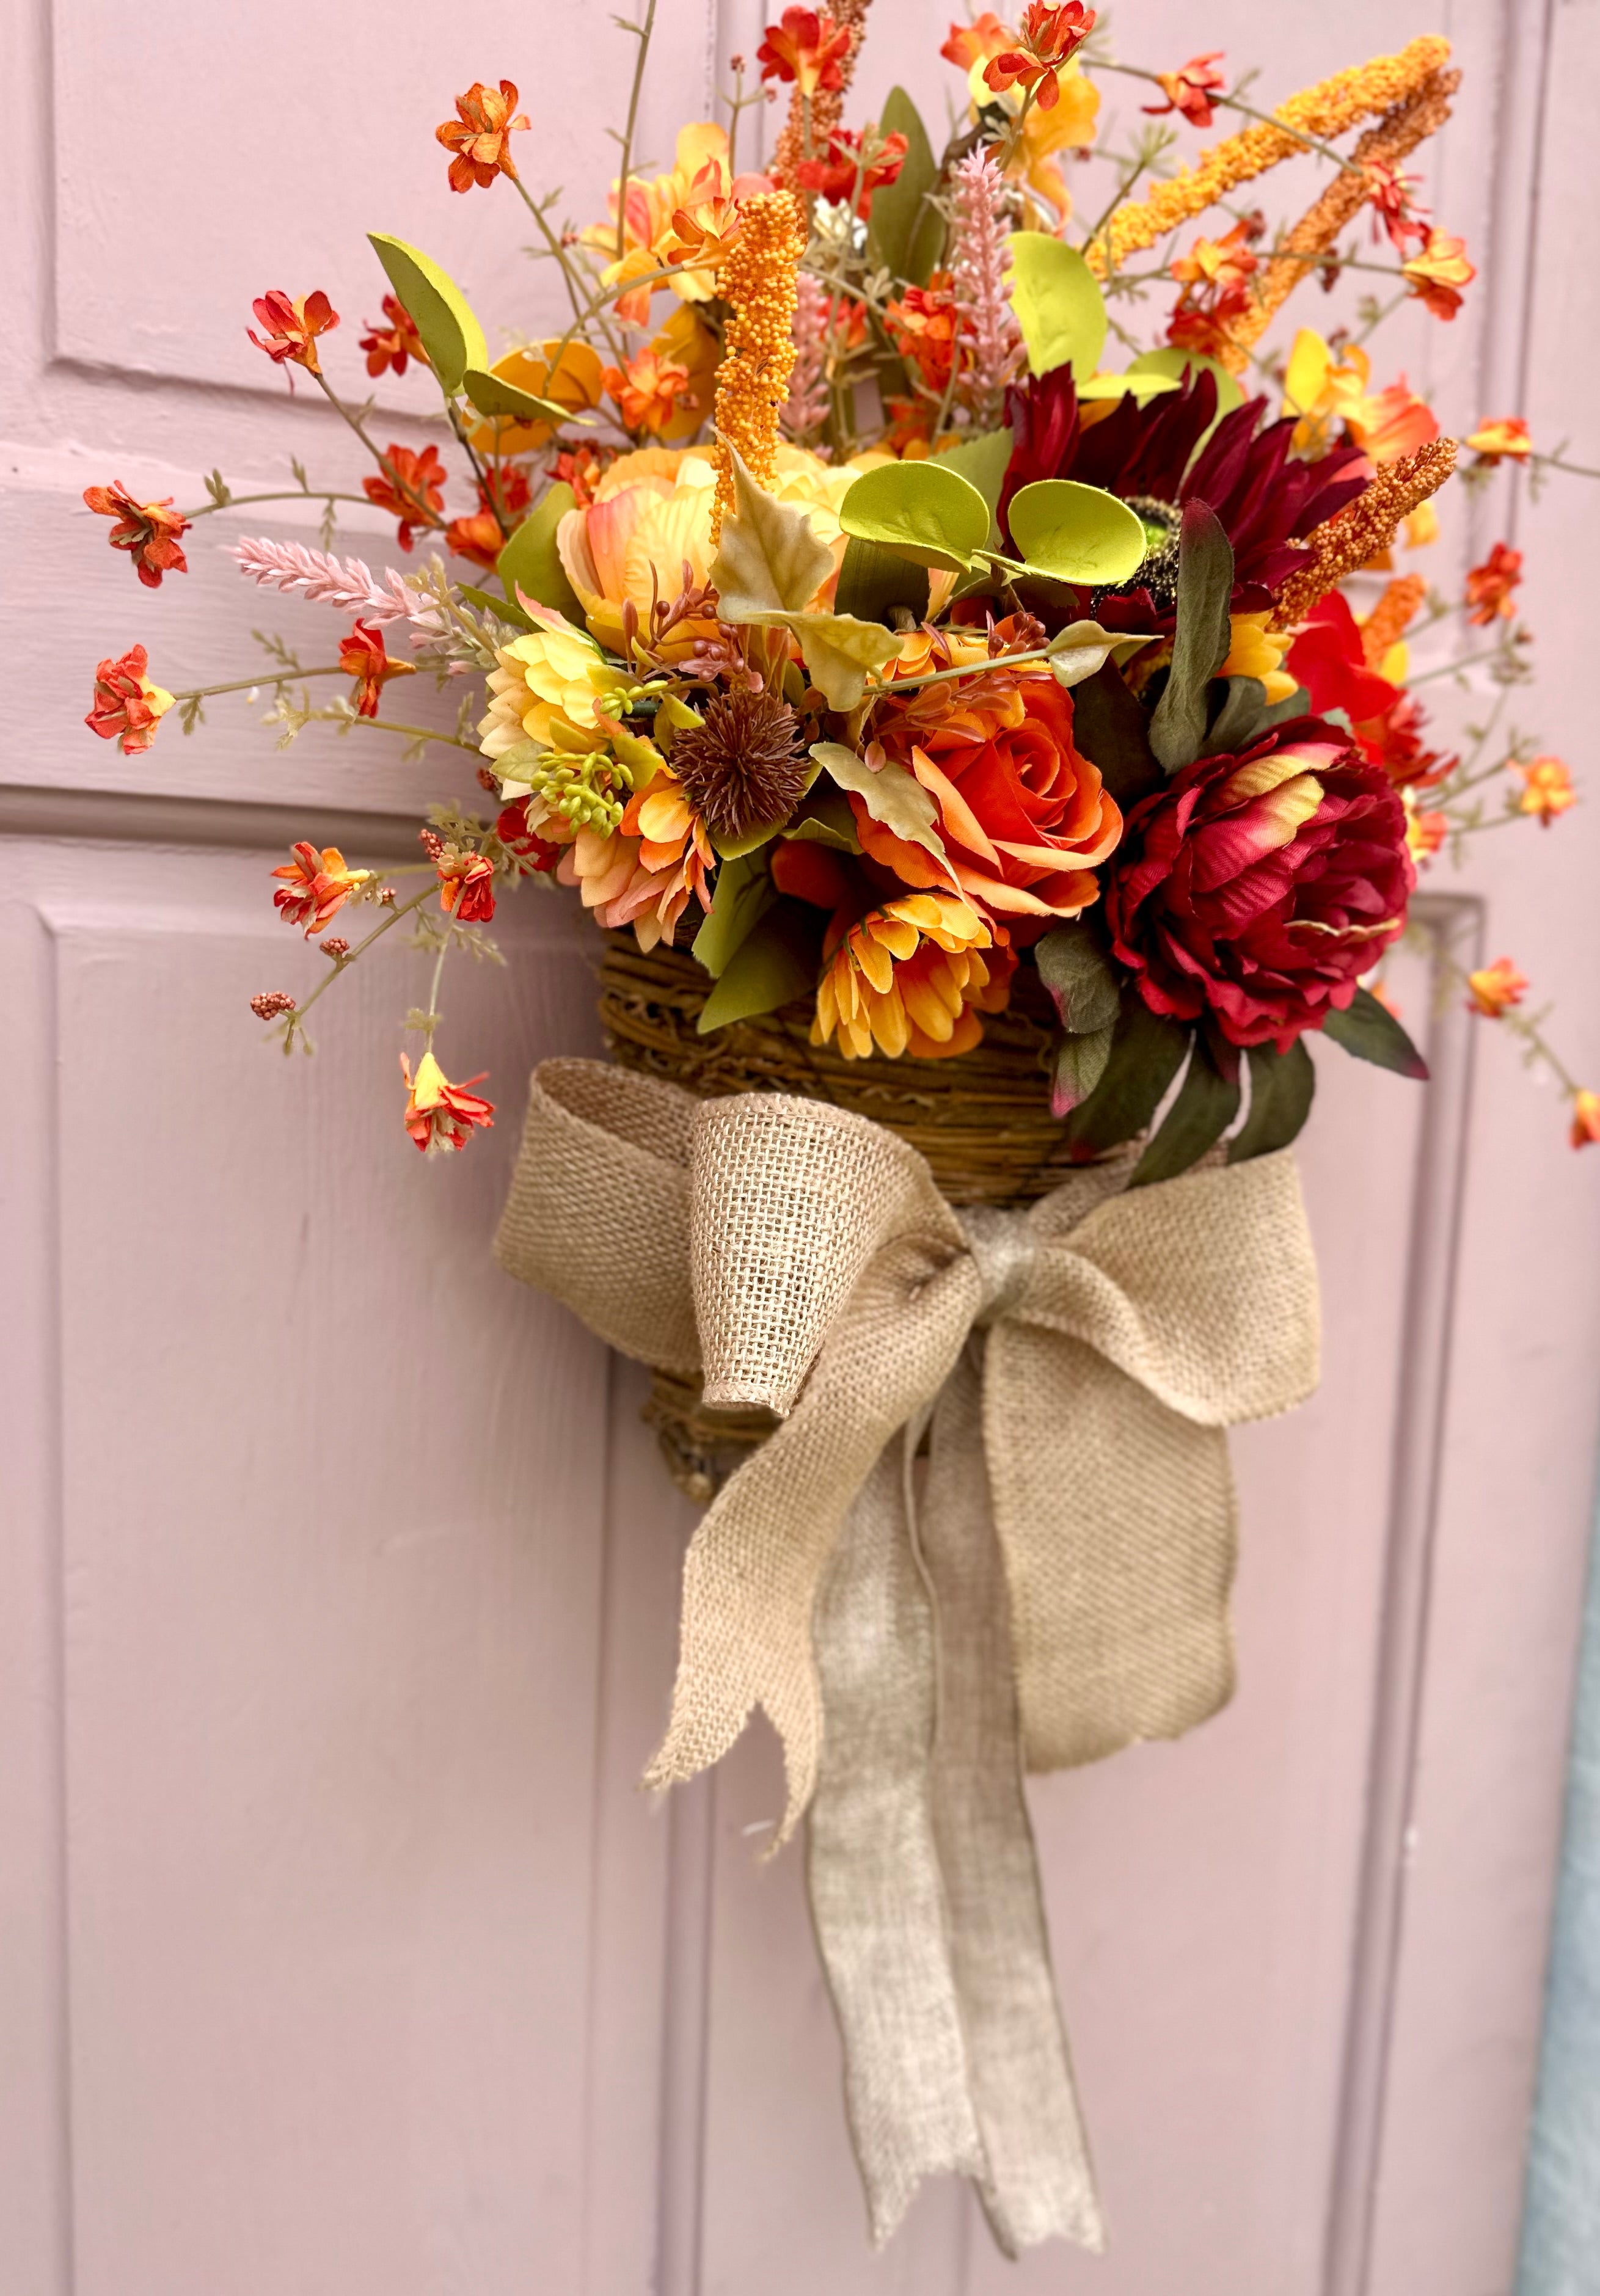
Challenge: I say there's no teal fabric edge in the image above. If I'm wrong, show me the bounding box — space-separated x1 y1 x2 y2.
1516 1487 1600 2295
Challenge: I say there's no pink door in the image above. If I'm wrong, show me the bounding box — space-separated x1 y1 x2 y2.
4 2 1597 2291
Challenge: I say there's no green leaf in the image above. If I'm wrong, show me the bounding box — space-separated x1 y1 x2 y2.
367 233 488 396
778 612 902 710
1320 987 1429 1079
1008 234 1107 381
1066 660 1163 806
1129 1039 1241 1186
865 89 945 286
1127 347 1246 424
1009 479 1149 587
1051 1024 1116 1117
839 461 992 573
1076 371 1182 403
1064 1001 1189 1152
932 428 1014 550
1227 1041 1317 1162
811 739 954 876
690 851 773 979
462 368 586 428
1201 676 1310 759
1149 501 1234 774
1035 923 1120 1034
784 787 861 851
696 906 820 1032
497 483 583 621
709 444 835 616
1046 619 1155 690
833 537 930 626
458 581 535 632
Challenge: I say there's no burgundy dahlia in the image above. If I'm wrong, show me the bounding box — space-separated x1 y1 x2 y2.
1103 720 1414 1052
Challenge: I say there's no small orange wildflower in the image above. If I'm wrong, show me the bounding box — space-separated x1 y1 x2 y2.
84 644 175 755
1465 957 1528 1018
1466 417 1533 467
814 894 1012 1062
983 2 1097 111
1570 1090 1600 1151
247 288 339 377
601 348 694 436
436 847 497 923
359 294 428 379
1518 757 1577 826
400 1051 495 1154
83 481 191 588
271 842 372 936
338 621 417 718
361 443 447 551
436 79 528 192
1142 49 1226 128
1405 806 1448 862
1465 541 1522 627
445 465 532 570
756 7 853 97
1401 231 1475 320
662 195 744 271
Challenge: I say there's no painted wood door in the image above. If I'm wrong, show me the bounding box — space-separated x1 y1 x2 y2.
2 2 1597 2292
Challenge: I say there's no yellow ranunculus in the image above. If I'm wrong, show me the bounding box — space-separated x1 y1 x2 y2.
477 605 611 761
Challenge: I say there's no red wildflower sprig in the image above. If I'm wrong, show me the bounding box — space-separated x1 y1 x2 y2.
1142 52 1226 129
436 79 529 192
757 8 853 96
84 645 174 754
983 3 1097 112
247 289 339 378
338 621 417 717
400 1052 494 1154
361 443 447 550
359 295 429 379
82 482 191 588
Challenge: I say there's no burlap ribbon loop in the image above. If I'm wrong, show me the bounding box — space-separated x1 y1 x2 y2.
496 1055 1320 2253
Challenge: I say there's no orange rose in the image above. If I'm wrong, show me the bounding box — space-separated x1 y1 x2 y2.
863 669 1122 920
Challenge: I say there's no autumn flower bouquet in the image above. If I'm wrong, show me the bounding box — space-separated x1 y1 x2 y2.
79 1 1591 2258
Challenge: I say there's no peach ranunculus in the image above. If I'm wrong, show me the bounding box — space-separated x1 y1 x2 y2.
1282 330 1437 465
814 892 1014 1060
863 668 1123 922
941 14 1100 219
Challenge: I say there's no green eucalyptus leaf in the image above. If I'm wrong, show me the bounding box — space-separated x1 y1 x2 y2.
1320 987 1430 1079
1149 501 1234 773
368 233 488 396
865 89 945 286
497 483 583 621
1051 1023 1116 1116
462 368 588 427
811 739 953 875
1227 1041 1317 1162
1127 346 1247 425
1076 371 1183 403
1128 1039 1241 1186
696 906 820 1032
1009 480 1149 587
932 427 1014 548
833 536 930 626
839 461 991 573
1034 923 1120 1035
710 444 835 616
1064 1001 1189 1151
690 851 773 979
1008 233 1107 381
1068 660 1163 806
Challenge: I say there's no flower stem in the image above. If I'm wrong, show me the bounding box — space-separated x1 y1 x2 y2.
310 373 447 530
180 489 376 522
513 177 626 362
173 666 346 702
287 885 435 1037
613 0 659 266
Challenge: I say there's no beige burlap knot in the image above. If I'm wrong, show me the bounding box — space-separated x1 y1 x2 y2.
497 1058 1320 1827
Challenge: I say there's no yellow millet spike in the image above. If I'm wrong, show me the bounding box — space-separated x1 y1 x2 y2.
1086 36 1452 277
711 191 808 544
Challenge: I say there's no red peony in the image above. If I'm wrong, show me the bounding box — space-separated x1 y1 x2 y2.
1104 720 1414 1051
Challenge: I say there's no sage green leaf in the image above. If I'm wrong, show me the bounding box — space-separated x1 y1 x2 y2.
1201 676 1310 758
497 483 583 621
839 461 992 573
811 739 954 874
1149 501 1234 774
833 536 930 626
1076 372 1182 403
1046 618 1155 690
784 788 862 851
690 851 773 979
711 757 824 860
1008 234 1107 381
1227 1041 1317 1162
696 906 820 1032
458 581 535 632
1129 1040 1241 1186
864 88 945 286
1034 922 1120 1034
1320 987 1429 1079
368 233 488 396
463 368 588 428
710 443 835 617
1051 1023 1115 1116
1008 480 1149 587
1069 660 1163 806
1064 1002 1189 1151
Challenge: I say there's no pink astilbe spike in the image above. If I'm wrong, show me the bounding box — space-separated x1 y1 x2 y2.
228 536 420 622
782 272 833 445
949 150 1023 427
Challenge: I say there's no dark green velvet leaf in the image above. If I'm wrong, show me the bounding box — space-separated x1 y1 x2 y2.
1063 999 1189 1152
1149 500 1235 774
1227 1040 1317 1161
1068 661 1163 806
1321 987 1430 1079
1128 1038 1241 1186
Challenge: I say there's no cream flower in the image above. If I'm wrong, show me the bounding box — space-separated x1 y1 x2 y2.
477 604 610 762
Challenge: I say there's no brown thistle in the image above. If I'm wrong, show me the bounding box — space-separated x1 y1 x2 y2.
670 689 810 840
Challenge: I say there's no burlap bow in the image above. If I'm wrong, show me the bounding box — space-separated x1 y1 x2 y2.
496 1057 1320 2253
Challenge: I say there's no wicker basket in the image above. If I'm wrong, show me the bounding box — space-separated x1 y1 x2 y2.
599 937 1082 1498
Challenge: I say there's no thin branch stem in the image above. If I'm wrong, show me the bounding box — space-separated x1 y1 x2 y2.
180 489 376 522
288 886 435 1034
613 0 659 266
310 373 446 530
175 666 346 702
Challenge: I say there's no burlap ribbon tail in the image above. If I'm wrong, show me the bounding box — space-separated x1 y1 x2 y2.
495 1057 1320 2253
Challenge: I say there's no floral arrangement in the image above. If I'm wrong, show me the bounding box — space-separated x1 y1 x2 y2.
81 4 1591 1165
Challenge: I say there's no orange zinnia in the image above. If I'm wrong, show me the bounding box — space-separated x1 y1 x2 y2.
83 481 191 588
436 79 529 192
601 349 694 436
814 893 1013 1061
